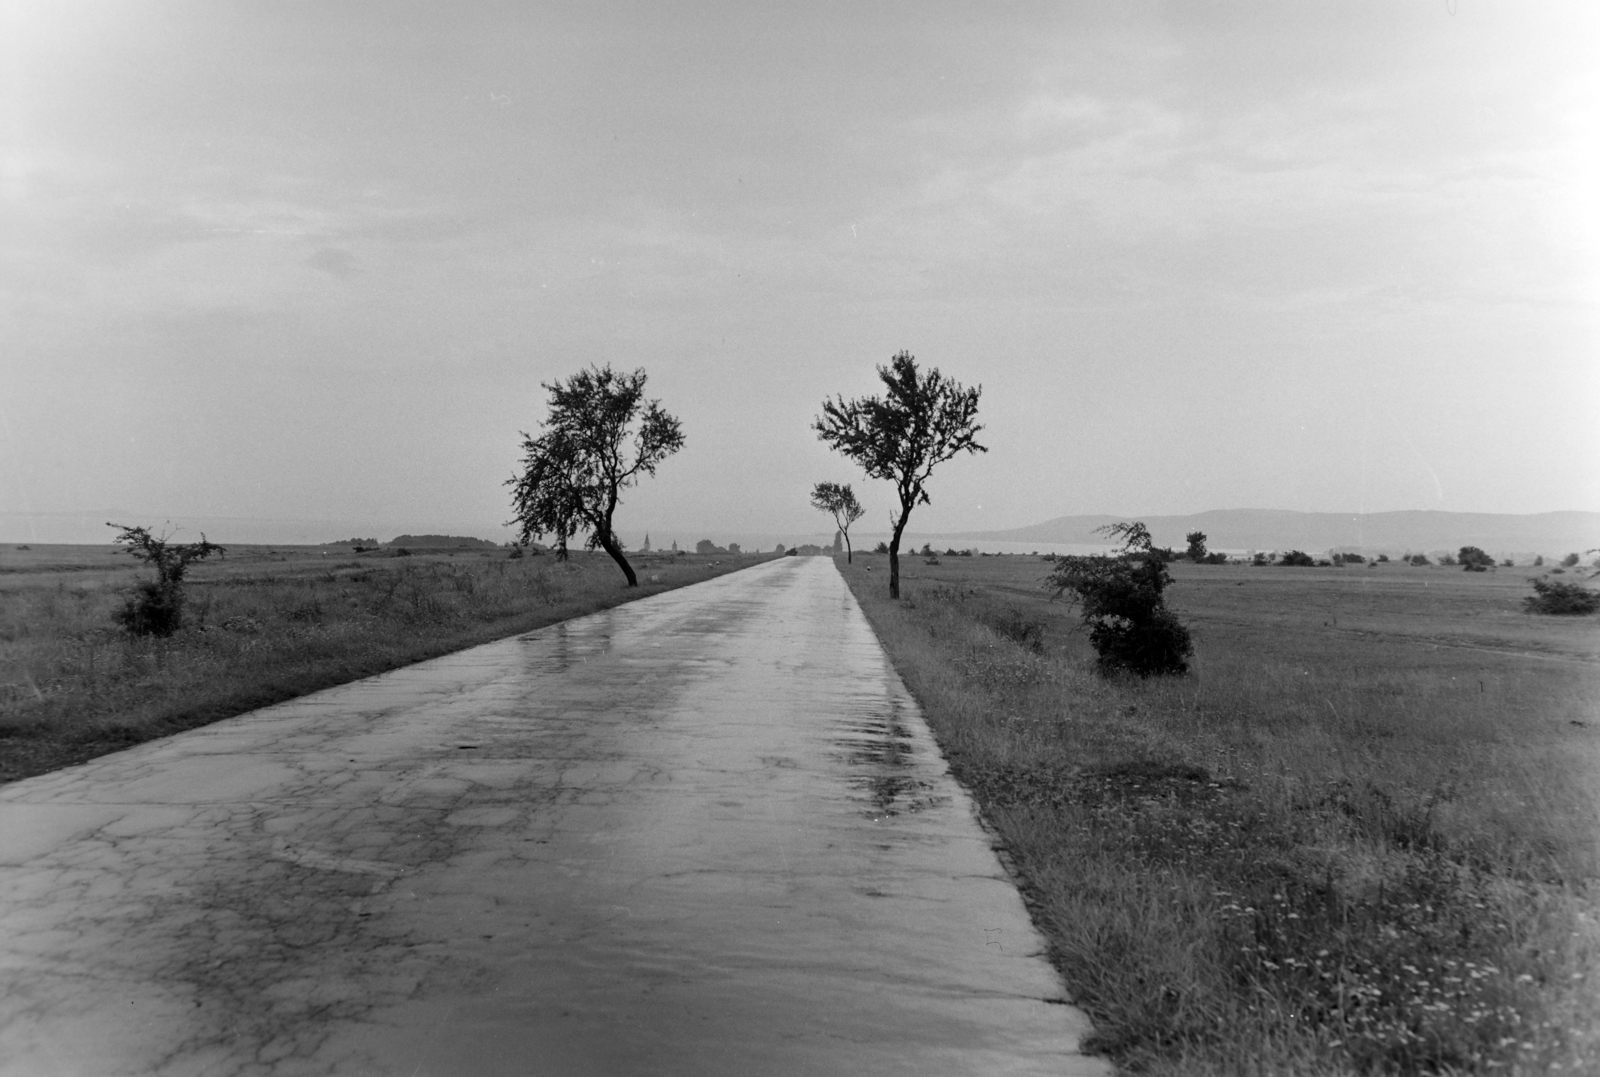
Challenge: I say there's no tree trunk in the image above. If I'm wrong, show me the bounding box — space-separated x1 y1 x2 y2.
888 513 909 599
844 532 852 564
596 531 638 587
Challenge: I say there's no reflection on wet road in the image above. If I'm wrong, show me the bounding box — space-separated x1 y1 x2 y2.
0 557 1104 1076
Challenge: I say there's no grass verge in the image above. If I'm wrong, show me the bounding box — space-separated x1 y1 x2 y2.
0 546 772 785
839 554 1599 1076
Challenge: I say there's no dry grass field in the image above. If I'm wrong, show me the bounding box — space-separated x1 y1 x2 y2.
839 553 1599 1076
0 542 771 785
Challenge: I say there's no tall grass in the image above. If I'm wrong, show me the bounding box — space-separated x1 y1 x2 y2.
0 550 767 784
840 558 1599 1076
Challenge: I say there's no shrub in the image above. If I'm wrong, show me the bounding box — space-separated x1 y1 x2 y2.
873 541 889 554
1280 550 1315 567
1438 553 1458 566
1252 552 1269 566
1524 577 1600 615
1203 551 1228 565
1376 553 1390 563
1561 553 1580 568
1046 522 1192 677
1459 546 1495 572
1185 531 1207 563
1409 554 1430 566
1533 555 1544 567
108 523 224 637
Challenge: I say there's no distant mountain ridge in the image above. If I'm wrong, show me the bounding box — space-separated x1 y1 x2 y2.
948 509 1600 557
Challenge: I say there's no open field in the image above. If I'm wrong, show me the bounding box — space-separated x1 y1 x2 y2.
839 553 1599 1076
0 542 774 785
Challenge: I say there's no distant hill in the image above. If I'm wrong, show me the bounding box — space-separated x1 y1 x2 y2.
387 534 501 549
948 509 1600 558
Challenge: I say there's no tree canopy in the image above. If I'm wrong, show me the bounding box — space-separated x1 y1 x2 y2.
507 365 683 586
810 481 864 563
814 351 984 597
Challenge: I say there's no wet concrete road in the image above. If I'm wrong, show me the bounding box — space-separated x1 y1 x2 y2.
0 557 1105 1076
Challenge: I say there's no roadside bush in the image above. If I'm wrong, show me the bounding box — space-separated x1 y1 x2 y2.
1046 522 1191 677
1524 577 1600 615
1279 550 1315 567
108 523 224 637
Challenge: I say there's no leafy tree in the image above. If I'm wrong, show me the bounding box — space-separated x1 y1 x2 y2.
1046 522 1192 677
507 365 684 587
1280 550 1315 567
1185 531 1208 563
1561 552 1580 568
107 523 225 636
1458 546 1495 572
814 351 985 598
810 481 865 563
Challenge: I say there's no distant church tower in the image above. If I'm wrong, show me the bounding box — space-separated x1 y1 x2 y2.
641 533 652 552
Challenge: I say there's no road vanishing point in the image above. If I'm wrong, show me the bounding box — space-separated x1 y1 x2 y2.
0 557 1106 1076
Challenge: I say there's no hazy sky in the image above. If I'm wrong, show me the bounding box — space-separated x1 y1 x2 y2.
4 1 1596 543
